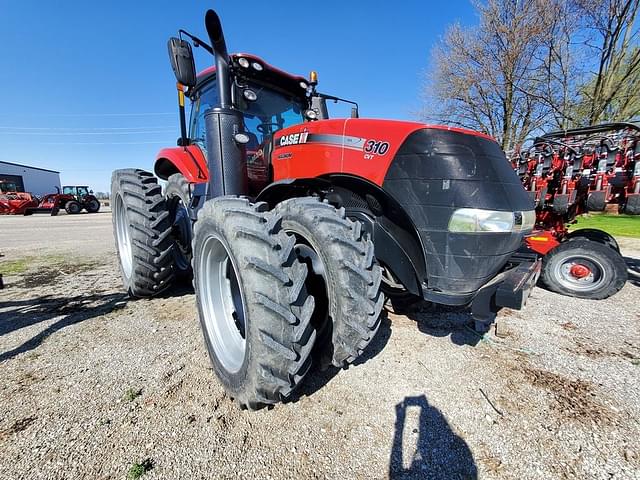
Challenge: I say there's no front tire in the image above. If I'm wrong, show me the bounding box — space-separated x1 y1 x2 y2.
111 169 176 297
540 238 627 299
65 200 81 214
192 197 316 409
274 197 384 368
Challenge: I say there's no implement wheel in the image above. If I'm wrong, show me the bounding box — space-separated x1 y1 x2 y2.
540 238 627 299
192 197 316 409
111 169 176 297
274 197 384 368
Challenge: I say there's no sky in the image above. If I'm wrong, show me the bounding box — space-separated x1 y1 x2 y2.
0 0 477 192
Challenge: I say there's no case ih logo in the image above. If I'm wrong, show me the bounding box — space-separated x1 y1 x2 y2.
278 131 309 147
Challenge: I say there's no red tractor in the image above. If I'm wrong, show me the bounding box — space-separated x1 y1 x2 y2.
111 9 540 409
24 185 101 215
511 123 635 299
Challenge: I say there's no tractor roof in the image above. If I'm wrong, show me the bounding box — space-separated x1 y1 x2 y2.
194 53 308 96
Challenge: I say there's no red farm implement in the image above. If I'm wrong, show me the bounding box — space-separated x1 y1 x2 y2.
510 123 636 299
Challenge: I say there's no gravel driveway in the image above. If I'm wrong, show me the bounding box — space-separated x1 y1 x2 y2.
1 213 639 479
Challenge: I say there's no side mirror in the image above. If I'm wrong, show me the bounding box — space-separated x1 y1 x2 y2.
89 190 94 194
351 107 359 119
167 37 196 88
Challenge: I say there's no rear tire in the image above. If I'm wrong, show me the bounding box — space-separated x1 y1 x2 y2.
165 173 193 281
274 197 384 368
85 198 101 213
192 197 316 409
540 238 627 299
65 200 81 214
111 169 175 297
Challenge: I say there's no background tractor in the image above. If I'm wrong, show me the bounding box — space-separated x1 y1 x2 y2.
22 185 101 216
510 123 635 299
111 9 540 409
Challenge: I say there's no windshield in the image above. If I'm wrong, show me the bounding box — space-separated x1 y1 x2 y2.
188 77 305 154
235 80 305 146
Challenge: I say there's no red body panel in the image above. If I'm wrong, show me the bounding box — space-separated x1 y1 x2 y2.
155 145 209 183
271 119 491 185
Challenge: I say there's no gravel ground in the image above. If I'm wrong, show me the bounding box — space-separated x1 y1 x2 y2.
0 213 639 480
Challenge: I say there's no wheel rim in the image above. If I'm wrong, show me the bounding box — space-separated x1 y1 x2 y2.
287 230 330 337
198 234 247 373
89 200 99 211
114 194 133 278
70 203 80 213
554 255 606 292
168 196 192 271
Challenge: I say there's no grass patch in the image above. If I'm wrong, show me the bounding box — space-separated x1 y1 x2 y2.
570 214 640 238
0 258 31 275
124 387 142 402
127 459 153 479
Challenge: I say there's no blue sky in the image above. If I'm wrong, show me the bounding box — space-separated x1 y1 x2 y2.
0 1 476 192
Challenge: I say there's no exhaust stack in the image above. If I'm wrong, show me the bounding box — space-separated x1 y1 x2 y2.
205 10 232 109
202 9 248 198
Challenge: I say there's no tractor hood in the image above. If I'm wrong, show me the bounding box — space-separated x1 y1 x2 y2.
272 118 535 298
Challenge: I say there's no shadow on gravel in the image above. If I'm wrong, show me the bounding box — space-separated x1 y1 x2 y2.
624 256 640 287
391 301 481 347
287 313 393 403
0 292 128 362
389 395 477 479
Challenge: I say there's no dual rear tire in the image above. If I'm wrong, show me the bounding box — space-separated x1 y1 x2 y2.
111 169 384 408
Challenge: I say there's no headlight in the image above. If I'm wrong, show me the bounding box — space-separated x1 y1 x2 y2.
237 57 250 68
448 208 535 233
251 62 263 71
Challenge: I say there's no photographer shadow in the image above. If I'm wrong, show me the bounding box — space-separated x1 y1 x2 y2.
390 394 477 479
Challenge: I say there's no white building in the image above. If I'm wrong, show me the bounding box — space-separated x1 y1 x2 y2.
0 161 61 196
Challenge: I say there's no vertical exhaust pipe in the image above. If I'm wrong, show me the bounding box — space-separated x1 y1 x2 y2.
205 10 232 109
202 9 247 198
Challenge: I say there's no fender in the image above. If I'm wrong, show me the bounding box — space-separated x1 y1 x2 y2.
566 228 620 252
256 174 427 295
154 145 209 183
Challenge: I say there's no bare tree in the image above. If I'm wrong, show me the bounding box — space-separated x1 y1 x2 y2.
575 0 640 124
423 0 640 145
423 0 553 150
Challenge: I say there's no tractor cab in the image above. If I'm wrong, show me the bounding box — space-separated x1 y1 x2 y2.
0 181 20 193
62 185 92 199
187 54 310 193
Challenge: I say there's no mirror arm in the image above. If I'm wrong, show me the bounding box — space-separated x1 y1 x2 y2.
178 29 214 55
176 83 189 147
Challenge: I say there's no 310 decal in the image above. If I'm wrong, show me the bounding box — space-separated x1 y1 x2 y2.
363 139 390 159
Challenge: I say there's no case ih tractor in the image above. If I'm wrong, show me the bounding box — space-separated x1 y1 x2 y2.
111 9 540 409
511 123 635 299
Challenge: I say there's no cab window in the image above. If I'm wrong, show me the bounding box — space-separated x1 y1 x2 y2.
63 186 75 195
189 80 219 149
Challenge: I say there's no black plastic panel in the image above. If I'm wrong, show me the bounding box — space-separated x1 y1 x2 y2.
382 128 534 296
204 107 248 198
